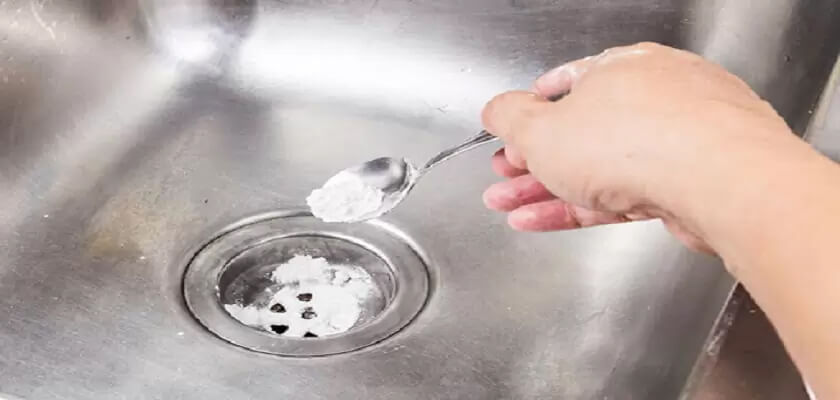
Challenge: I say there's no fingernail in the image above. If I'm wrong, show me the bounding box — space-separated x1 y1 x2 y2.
507 208 535 231
482 186 506 211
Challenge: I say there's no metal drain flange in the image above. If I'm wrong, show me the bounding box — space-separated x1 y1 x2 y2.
183 211 429 357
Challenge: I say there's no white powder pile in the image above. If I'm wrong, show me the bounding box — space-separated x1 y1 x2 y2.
224 255 375 338
306 170 385 223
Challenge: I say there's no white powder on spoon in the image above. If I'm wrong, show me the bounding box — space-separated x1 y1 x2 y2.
306 170 385 222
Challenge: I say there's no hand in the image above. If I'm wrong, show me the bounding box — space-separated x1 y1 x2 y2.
481 42 801 253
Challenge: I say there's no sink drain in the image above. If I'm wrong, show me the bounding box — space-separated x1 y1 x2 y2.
221 243 388 339
183 211 429 357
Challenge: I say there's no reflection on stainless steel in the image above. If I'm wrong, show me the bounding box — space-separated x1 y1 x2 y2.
807 56 840 162
0 0 838 399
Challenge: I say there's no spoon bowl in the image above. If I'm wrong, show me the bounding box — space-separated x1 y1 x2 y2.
349 156 420 221
309 131 497 222
348 157 415 195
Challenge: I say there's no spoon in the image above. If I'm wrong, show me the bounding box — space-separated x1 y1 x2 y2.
310 130 498 222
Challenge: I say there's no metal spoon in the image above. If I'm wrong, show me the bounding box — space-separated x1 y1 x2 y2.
316 130 498 221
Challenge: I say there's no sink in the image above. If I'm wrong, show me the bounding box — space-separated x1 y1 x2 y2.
1 1 838 399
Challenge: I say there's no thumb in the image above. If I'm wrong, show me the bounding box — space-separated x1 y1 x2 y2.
481 90 552 146
532 55 599 98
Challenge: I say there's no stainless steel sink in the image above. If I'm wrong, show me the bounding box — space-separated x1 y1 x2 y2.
1 1 838 399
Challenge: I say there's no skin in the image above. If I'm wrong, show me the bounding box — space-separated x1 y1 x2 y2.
482 42 840 399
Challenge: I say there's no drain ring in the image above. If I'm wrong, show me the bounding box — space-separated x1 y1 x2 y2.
183 210 429 357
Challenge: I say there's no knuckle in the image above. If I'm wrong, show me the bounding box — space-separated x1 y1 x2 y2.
634 41 664 51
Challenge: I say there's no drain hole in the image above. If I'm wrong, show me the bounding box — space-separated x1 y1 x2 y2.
303 332 318 338
222 251 386 338
270 324 290 335
301 308 317 320
270 303 286 313
297 293 313 302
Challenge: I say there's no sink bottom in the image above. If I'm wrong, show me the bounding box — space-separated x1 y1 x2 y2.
1 0 838 398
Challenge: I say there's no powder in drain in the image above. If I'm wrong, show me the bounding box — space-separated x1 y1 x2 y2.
224 255 375 338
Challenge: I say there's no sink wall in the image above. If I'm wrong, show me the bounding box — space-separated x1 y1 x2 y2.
0 1 838 399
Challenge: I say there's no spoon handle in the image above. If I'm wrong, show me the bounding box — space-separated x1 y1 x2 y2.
421 130 499 172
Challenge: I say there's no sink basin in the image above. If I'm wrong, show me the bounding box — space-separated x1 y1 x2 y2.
1 1 838 399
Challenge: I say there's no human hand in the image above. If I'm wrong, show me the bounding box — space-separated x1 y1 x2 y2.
481 42 801 252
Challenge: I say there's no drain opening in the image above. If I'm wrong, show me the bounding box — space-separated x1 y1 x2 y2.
270 303 286 313
297 293 313 302
220 237 392 339
300 307 317 320
271 324 289 334
183 211 429 356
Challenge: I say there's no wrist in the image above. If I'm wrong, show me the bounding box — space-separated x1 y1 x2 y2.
688 135 840 278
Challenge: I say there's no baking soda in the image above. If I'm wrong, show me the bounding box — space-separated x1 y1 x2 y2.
306 170 384 222
224 255 374 338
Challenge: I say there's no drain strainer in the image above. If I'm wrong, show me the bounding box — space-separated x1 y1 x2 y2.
183 211 429 357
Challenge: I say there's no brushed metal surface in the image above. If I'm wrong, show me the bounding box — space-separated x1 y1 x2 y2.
0 1 838 399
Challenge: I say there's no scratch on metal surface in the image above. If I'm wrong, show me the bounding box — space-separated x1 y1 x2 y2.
580 309 607 324
440 342 499 389
380 344 406 355
30 0 56 41
5 100 20 143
